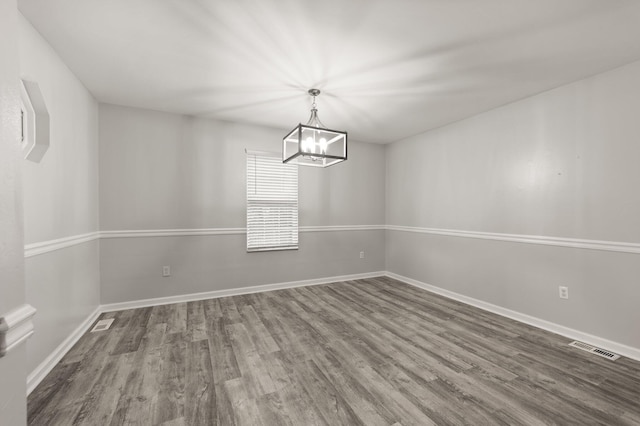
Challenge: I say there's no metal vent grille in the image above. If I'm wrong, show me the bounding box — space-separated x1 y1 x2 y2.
569 341 620 360
91 318 114 333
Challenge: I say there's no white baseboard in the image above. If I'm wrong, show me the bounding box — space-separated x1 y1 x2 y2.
27 307 101 395
385 272 640 362
101 271 386 312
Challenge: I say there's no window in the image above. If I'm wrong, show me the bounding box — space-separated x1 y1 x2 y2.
246 151 298 252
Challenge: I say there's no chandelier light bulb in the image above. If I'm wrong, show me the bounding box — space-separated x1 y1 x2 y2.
319 138 327 154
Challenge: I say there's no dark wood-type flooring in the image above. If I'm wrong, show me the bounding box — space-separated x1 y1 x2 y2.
28 276 640 425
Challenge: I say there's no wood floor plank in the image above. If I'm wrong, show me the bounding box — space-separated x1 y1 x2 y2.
224 378 264 426
186 301 208 342
35 401 84 426
207 317 241 384
166 302 187 334
111 326 147 355
184 339 216 425
266 355 332 426
72 352 135 425
282 296 432 425
61 317 110 365
294 359 366 426
202 297 223 319
296 287 434 371
153 333 187 424
219 296 242 324
366 278 522 339
147 304 171 326
308 284 467 378
109 326 165 425
225 322 277 397
256 391 294 426
40 321 126 421
213 382 236 425
266 301 389 426
311 354 395 426
253 301 309 361
506 352 629 413
29 277 640 425
28 362 80 424
238 304 280 355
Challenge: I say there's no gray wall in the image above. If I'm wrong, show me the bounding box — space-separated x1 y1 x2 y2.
0 0 27 423
386 59 640 349
99 104 386 303
20 15 101 374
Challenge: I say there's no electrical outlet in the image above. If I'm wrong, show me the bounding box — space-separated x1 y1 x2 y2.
559 286 569 299
162 266 171 277
359 251 365 259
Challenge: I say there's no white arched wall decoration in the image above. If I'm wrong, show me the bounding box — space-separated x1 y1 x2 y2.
20 79 49 162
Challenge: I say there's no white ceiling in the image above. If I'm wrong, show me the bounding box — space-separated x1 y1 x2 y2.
18 0 640 143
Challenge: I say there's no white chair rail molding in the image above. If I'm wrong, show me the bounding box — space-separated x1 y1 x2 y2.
0 304 37 357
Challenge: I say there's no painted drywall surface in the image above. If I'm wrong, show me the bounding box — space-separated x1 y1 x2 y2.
387 60 640 242
99 104 386 301
99 104 385 230
19 15 100 377
387 231 640 348
20 14 99 244
25 241 100 372
0 0 27 423
386 59 640 349
100 231 384 304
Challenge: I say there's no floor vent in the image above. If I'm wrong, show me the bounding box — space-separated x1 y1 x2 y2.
569 341 620 360
91 318 114 333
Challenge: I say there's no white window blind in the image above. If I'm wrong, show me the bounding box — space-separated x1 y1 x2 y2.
246 151 298 252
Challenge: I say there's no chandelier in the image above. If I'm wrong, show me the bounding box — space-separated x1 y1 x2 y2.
282 89 347 167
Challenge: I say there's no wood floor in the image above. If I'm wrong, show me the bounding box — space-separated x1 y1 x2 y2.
28 277 640 425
